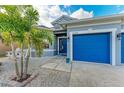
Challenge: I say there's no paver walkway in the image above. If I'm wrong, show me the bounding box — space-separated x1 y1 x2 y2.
0 57 55 86
27 56 71 87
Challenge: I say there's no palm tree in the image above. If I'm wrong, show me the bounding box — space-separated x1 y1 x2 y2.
0 6 22 79
22 6 53 78
23 27 53 78
0 5 54 80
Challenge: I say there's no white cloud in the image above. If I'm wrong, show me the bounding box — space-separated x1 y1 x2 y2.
33 5 93 27
49 5 68 18
119 10 124 14
33 5 67 27
71 8 93 19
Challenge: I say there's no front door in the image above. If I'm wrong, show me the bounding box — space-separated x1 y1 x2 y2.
59 38 67 56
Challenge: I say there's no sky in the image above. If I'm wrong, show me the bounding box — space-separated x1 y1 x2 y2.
33 5 124 27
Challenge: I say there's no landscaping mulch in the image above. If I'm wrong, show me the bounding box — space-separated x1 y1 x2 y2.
11 74 31 83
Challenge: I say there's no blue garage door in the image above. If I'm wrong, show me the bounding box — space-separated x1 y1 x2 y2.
73 33 110 64
121 33 124 63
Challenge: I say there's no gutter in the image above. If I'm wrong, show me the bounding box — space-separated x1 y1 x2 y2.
60 13 124 25
59 13 124 29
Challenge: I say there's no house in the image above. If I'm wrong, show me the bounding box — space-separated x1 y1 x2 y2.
51 14 124 66
37 25 55 57
51 15 77 56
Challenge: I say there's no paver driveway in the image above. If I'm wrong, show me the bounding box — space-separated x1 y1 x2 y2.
1 56 124 87
70 62 124 87
27 56 124 87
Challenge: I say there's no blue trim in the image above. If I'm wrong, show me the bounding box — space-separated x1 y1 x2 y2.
121 33 124 63
73 33 110 64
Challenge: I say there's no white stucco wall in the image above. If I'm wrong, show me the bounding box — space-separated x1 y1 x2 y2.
67 23 121 65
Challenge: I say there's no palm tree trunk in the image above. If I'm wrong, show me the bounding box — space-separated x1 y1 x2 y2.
20 43 24 78
23 44 30 78
10 42 20 79
9 32 20 80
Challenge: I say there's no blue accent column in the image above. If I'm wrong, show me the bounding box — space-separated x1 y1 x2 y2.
121 33 124 63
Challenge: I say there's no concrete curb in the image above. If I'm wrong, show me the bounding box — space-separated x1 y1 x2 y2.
0 73 39 87
16 73 39 87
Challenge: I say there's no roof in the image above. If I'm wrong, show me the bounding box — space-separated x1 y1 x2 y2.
37 25 52 30
51 15 77 31
60 13 124 25
51 15 77 24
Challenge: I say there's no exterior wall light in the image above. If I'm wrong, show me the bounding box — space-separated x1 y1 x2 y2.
67 36 70 39
117 33 121 40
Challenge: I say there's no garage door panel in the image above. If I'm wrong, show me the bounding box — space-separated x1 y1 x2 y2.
73 33 110 64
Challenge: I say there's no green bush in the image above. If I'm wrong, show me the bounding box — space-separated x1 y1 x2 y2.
0 51 6 57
